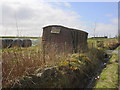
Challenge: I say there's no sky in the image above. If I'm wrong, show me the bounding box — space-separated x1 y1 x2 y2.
0 0 118 37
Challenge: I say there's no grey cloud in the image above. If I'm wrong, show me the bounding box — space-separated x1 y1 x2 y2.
2 4 35 21
1 1 117 37
16 7 35 20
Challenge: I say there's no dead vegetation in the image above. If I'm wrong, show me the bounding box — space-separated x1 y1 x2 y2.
2 45 69 88
2 44 106 88
2 38 119 88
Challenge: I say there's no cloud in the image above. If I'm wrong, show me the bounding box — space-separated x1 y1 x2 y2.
50 2 71 8
110 18 118 24
64 2 71 8
105 14 113 17
1 0 118 38
1 1 84 36
95 23 118 37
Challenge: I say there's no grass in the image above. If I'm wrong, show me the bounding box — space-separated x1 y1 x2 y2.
2 45 67 88
9 48 105 88
2 38 118 88
2 46 43 87
87 38 118 50
2 44 106 88
88 38 119 88
94 53 118 88
115 45 120 50
2 46 52 87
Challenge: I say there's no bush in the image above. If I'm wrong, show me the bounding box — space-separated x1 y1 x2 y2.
2 44 105 88
9 48 105 88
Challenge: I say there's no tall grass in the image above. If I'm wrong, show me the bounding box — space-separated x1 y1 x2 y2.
8 47 105 88
2 40 106 88
2 45 67 88
88 38 118 49
94 53 118 88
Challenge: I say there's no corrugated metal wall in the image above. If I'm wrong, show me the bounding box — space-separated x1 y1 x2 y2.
42 25 88 54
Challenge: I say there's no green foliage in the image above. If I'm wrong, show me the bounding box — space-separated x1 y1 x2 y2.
115 45 120 50
12 48 105 88
58 48 105 73
2 41 105 88
96 41 104 48
94 53 118 88
87 38 118 50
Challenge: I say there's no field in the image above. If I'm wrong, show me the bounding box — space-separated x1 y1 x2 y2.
94 47 119 88
1 37 119 88
87 38 118 50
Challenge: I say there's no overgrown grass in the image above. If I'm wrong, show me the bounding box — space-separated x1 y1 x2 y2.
2 46 42 87
88 38 118 50
58 48 105 71
115 45 120 50
10 48 105 88
2 43 106 88
2 45 67 88
94 53 118 88
3 38 116 88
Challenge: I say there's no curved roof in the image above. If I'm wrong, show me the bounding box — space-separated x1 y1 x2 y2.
43 25 88 34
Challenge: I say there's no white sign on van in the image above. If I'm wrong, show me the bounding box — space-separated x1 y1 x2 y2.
51 27 61 34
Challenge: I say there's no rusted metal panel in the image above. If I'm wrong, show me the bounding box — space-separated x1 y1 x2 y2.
42 25 88 54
